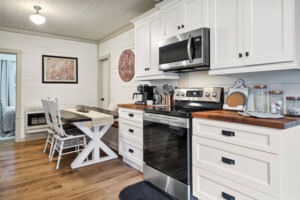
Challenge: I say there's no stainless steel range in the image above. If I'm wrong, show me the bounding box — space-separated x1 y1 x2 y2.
143 87 224 200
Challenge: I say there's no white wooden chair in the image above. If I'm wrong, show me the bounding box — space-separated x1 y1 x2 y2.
41 98 56 158
48 98 87 169
42 97 77 158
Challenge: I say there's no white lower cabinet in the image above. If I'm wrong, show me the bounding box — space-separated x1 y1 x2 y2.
118 108 144 172
192 118 300 200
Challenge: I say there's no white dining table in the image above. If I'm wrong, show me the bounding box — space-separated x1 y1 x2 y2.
60 108 118 169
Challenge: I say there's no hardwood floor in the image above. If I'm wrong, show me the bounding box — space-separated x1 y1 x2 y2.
0 140 143 200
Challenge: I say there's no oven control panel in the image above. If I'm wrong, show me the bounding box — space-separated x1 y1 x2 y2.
174 88 223 102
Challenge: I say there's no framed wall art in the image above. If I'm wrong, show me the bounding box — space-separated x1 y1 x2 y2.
42 55 78 84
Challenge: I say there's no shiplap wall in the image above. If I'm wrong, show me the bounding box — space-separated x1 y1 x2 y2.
179 70 300 112
99 28 300 113
0 31 98 139
98 28 177 105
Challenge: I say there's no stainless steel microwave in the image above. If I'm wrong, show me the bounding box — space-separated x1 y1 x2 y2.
158 28 210 72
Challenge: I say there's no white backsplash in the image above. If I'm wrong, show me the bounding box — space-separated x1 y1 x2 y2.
178 69 300 112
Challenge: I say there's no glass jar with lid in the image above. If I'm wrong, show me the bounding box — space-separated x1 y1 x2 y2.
286 96 300 116
254 85 268 113
269 90 284 114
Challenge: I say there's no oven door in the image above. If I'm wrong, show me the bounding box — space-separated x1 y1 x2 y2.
143 113 190 184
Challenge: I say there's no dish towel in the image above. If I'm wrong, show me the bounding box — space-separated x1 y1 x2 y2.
64 108 114 127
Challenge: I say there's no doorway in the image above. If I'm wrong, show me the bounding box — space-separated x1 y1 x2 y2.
0 53 16 143
98 55 110 109
0 49 22 143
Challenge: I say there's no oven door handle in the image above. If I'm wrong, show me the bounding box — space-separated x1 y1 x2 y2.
187 34 193 63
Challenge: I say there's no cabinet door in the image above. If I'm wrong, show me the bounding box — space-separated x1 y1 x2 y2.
182 0 210 32
149 14 163 75
135 22 150 77
162 2 181 38
210 0 244 69
243 0 294 66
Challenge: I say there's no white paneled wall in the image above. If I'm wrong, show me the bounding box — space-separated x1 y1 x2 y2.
99 27 300 114
179 70 300 112
98 28 177 105
0 31 98 139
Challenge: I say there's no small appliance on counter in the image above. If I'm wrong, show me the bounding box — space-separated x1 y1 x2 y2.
132 84 155 105
143 87 224 200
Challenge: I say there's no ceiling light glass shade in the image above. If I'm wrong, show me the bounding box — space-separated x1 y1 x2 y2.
30 13 46 24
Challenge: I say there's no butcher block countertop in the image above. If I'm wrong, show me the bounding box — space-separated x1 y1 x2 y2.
192 110 300 130
118 104 168 111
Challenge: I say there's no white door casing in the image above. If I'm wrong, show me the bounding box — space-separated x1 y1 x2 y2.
98 55 110 109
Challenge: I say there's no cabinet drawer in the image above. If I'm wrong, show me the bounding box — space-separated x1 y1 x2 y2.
119 122 143 144
119 137 143 166
193 166 279 200
193 118 280 154
119 108 143 123
192 136 280 197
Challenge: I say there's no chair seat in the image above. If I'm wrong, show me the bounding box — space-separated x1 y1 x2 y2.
119 181 175 200
54 128 86 140
61 123 76 130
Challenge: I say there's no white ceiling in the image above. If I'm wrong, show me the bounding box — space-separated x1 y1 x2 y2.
0 0 157 42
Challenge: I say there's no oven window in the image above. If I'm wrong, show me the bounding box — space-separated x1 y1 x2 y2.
159 40 189 64
144 120 188 184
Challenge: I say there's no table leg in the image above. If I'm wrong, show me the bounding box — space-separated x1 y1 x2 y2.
71 122 118 169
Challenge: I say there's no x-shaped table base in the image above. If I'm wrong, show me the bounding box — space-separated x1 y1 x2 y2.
71 121 118 169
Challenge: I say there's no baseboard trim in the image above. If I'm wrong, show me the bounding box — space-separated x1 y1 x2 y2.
20 132 48 142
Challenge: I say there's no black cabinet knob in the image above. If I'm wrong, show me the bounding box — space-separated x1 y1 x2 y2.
181 24 184 28
239 53 243 58
129 129 134 133
128 113 134 117
128 149 134 153
178 26 181 29
245 52 249 57
101 98 104 101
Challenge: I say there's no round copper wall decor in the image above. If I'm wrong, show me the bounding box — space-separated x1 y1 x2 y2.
118 49 135 82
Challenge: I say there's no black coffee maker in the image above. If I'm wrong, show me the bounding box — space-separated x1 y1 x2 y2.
132 84 155 105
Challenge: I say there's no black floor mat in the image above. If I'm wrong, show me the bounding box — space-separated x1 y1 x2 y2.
119 181 175 200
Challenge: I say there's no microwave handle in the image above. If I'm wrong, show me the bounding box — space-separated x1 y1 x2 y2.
187 34 193 63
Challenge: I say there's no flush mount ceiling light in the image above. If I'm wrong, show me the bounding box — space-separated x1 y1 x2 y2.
30 6 46 25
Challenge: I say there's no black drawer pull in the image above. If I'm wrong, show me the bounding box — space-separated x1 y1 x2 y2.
222 157 235 165
128 149 134 153
222 130 235 137
128 113 134 117
129 129 134 133
222 192 235 200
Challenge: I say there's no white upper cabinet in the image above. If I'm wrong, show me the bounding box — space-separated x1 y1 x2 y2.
132 8 179 80
162 2 182 38
161 0 209 38
135 21 150 77
210 0 294 71
210 0 244 68
183 0 210 32
243 0 294 66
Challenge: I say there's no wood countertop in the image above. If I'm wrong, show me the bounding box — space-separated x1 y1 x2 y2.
192 110 300 129
118 104 168 111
